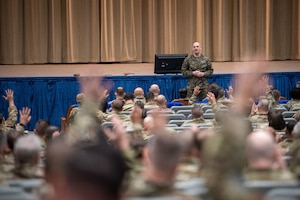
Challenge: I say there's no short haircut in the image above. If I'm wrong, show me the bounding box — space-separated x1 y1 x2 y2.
14 134 41 166
45 126 60 142
115 87 125 97
272 90 281 101
246 131 275 162
259 99 269 111
145 92 155 102
156 95 166 106
65 129 127 199
35 119 50 137
191 105 203 118
147 133 184 172
124 93 135 101
111 99 124 112
179 88 187 98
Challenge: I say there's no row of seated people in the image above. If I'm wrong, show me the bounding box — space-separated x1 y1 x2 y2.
2 74 300 200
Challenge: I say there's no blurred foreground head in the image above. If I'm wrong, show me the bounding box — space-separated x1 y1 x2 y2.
46 127 128 200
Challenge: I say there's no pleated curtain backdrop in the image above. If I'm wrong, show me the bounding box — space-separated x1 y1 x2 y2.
0 0 299 64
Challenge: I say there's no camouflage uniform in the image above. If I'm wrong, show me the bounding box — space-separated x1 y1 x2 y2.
144 102 159 110
201 113 251 200
125 175 196 199
286 99 300 110
181 117 208 127
134 96 146 104
278 138 294 155
243 168 295 181
176 157 201 182
293 110 300 121
181 54 213 101
123 102 134 111
249 114 269 129
287 138 300 179
0 105 18 132
13 164 44 179
0 157 14 183
68 107 79 125
108 111 132 128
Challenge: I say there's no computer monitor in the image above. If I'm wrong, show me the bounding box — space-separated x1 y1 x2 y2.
154 54 188 74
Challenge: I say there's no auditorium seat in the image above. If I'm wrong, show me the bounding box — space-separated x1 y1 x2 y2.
170 105 193 113
176 110 192 117
282 111 297 118
265 188 300 200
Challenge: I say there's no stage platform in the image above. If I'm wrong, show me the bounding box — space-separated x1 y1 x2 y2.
0 60 299 77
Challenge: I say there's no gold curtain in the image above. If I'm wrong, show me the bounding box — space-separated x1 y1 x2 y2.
0 0 299 64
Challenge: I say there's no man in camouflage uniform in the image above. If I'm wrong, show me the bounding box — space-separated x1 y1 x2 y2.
181 105 209 127
0 89 18 132
13 134 44 179
181 42 213 101
288 122 300 180
244 130 295 181
122 93 135 111
287 88 300 110
249 98 269 129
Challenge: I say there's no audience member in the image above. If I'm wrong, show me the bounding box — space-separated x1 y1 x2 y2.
34 120 50 161
279 120 297 155
13 134 44 179
244 130 294 181
110 99 131 125
0 130 14 181
0 89 18 132
172 88 189 105
286 88 300 110
271 89 286 109
45 126 60 144
134 87 146 104
288 122 300 180
69 93 85 126
268 109 286 132
123 93 135 111
249 99 269 128
149 84 160 100
181 105 208 127
144 92 158 111
155 95 175 113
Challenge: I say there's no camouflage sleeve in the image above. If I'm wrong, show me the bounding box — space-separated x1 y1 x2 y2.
96 110 108 124
266 91 275 108
68 108 78 125
293 111 300 121
188 94 197 105
181 56 193 77
204 58 213 77
212 103 221 112
5 105 18 127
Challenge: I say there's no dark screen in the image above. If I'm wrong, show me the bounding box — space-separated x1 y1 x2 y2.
154 54 188 74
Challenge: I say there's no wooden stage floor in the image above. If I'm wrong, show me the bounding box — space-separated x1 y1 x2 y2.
0 60 299 77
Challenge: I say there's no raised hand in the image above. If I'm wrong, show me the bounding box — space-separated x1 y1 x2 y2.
19 107 32 126
3 89 14 102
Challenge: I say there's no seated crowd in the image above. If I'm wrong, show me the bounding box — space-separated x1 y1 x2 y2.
1 76 300 200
